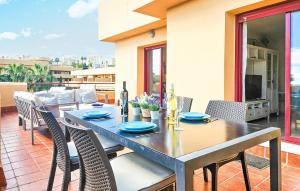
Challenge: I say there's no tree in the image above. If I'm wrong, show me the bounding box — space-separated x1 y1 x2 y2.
27 64 53 83
4 63 27 82
27 64 54 92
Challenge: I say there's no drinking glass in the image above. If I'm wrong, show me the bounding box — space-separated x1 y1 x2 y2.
175 97 184 131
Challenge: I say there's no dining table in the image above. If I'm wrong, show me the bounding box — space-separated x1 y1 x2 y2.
64 105 282 191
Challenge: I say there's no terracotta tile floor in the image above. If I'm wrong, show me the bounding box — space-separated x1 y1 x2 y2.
1 111 300 191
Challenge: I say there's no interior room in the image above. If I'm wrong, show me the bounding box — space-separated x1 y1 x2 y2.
245 13 285 135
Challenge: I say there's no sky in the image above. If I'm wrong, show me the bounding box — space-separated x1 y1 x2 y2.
0 0 115 58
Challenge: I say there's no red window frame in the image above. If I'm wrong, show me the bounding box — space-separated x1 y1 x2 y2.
144 44 166 104
235 1 300 144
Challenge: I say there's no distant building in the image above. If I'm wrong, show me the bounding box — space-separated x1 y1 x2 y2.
49 65 74 82
0 57 49 68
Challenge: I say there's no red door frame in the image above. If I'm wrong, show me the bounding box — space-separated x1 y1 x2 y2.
235 0 300 144
144 44 166 104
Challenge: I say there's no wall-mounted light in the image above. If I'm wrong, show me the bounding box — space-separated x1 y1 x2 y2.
149 29 155 38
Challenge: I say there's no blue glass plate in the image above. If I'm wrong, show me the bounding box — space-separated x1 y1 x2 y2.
181 112 210 121
118 122 157 133
83 111 111 119
92 102 104 107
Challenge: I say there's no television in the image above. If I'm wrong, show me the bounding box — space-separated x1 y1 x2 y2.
245 75 262 100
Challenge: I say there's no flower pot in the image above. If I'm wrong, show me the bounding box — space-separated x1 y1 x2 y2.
132 107 141 116
150 110 159 120
141 108 151 118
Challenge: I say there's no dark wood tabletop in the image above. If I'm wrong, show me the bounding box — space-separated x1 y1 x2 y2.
64 105 282 191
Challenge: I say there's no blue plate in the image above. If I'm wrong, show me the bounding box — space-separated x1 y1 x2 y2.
118 122 157 133
181 112 210 121
83 111 111 119
92 102 104 107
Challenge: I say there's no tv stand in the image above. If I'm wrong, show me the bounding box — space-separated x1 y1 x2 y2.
246 100 270 122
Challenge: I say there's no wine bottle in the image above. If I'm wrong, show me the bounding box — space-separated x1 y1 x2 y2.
167 83 177 125
120 81 128 115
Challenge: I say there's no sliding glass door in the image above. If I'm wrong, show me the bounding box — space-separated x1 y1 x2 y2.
286 11 300 142
236 1 300 144
144 45 166 104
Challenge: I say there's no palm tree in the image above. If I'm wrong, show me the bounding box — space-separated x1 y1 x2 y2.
28 64 53 83
4 63 27 82
27 64 54 91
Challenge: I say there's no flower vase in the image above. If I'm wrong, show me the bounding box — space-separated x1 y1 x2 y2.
132 107 141 116
141 108 151 118
150 110 159 120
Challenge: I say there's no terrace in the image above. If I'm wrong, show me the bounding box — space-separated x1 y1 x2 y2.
1 105 300 191
2 0 300 190
0 82 300 191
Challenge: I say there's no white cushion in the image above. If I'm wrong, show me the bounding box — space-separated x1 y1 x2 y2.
54 90 75 105
34 96 58 106
80 90 97 104
74 89 85 104
33 96 60 118
49 87 66 92
33 91 49 97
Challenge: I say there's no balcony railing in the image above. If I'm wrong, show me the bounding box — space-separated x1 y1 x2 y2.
27 81 115 92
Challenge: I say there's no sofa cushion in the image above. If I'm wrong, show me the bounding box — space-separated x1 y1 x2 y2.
49 87 66 93
74 89 85 104
54 90 75 105
33 96 60 118
33 91 49 97
80 90 97 104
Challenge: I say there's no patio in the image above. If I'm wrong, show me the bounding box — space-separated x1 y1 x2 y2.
1 111 300 191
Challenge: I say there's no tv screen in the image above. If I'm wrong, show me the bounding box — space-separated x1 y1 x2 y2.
245 75 262 100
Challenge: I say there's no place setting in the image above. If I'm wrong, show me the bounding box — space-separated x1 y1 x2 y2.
81 110 112 121
118 121 158 133
180 112 212 122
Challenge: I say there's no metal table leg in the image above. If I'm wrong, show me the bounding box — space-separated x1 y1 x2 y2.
269 137 281 191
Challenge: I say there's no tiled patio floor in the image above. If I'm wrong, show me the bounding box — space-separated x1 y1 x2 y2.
1 111 300 191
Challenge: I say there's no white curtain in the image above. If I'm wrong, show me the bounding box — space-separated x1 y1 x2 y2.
242 22 248 102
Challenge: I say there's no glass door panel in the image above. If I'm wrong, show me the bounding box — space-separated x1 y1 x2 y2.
145 45 166 104
290 11 300 138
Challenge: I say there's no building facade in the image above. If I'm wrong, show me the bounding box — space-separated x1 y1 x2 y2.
99 0 300 144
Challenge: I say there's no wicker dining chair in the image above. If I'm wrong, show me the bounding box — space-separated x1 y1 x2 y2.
203 100 250 191
36 107 124 191
13 96 24 127
178 96 193 112
65 121 176 191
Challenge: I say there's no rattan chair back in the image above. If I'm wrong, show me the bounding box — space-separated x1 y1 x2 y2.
205 100 247 122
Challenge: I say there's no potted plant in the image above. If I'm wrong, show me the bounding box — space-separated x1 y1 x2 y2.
149 104 160 120
138 93 151 118
129 97 140 116
148 97 160 120
140 102 151 118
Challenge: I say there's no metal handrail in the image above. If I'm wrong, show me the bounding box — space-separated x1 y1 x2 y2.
28 82 115 85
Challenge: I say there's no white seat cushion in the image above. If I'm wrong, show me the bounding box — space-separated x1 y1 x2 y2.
54 90 75 105
33 96 60 118
80 90 97 104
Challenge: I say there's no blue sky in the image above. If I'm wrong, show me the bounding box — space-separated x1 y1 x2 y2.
0 0 115 57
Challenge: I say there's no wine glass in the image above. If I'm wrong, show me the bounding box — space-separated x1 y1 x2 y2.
175 96 184 131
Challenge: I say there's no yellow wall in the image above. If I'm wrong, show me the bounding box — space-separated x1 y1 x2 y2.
105 0 287 110
115 27 166 101
99 0 159 40
166 0 286 111
0 83 27 108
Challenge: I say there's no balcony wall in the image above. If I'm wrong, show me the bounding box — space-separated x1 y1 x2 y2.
0 82 27 110
107 0 288 111
166 0 287 111
98 0 161 41
115 27 166 99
